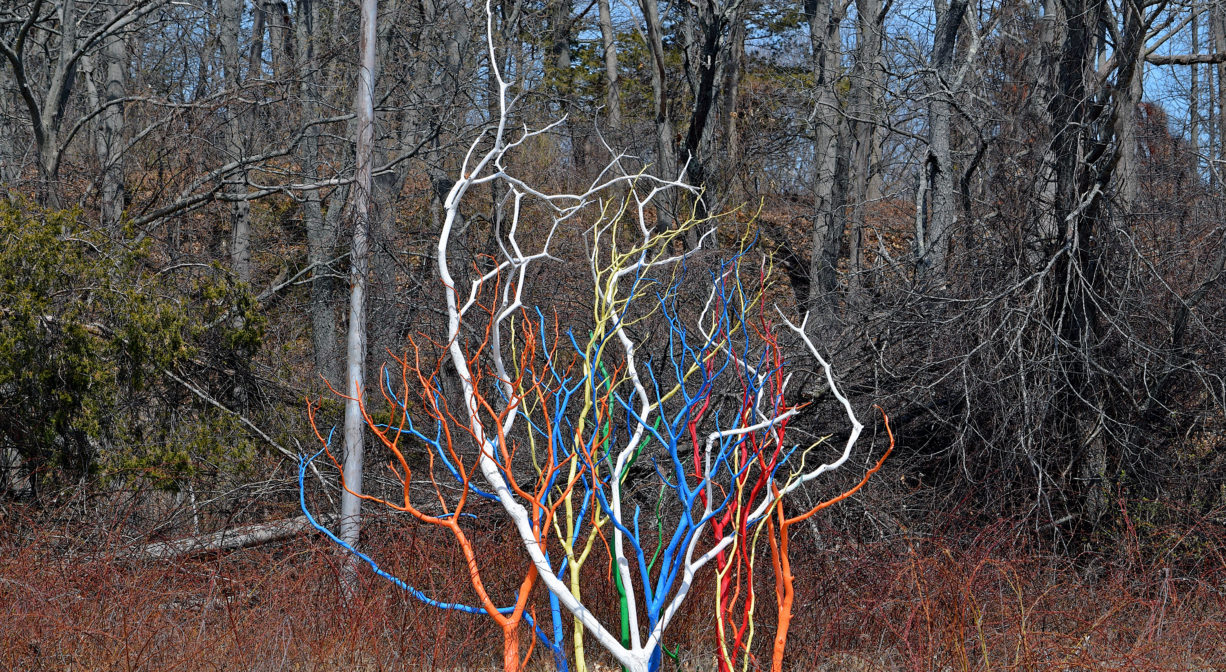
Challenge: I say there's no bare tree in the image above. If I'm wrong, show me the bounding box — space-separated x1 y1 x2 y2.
339 0 379 595
805 0 852 315
597 0 620 128
844 0 886 298
917 0 969 289
0 0 168 206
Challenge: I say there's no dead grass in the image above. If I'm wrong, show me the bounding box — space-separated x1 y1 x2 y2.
2 504 1223 672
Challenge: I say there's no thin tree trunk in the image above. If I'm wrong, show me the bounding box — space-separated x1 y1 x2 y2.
248 0 266 77
295 0 343 388
597 0 620 128
221 0 252 282
77 4 128 230
720 17 745 173
1214 0 1226 180
639 0 678 229
1027 0 1063 270
919 0 968 289
267 0 293 81
1114 60 1143 210
1192 11 1201 167
680 0 721 226
340 0 378 597
548 0 580 169
37 0 78 208
97 8 126 231
501 623 522 672
845 0 885 298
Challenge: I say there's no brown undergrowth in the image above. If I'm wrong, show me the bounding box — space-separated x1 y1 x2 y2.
2 503 1223 672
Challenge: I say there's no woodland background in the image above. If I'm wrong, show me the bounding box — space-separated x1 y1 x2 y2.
1 0 1225 668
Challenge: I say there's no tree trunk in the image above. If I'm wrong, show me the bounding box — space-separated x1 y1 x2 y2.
805 0 851 315
1191 11 1201 168
680 0 721 225
1214 0 1226 178
267 0 293 81
1027 0 1063 270
294 0 343 389
220 0 252 283
548 0 580 169
806 0 850 313
0 62 16 189
639 0 679 228
248 0 266 77
845 0 885 298
918 0 968 289
597 0 620 128
38 0 79 208
139 515 335 559
720 17 745 174
678 0 748 236
501 622 522 672
1114 59 1143 211
340 0 378 596
98 4 127 231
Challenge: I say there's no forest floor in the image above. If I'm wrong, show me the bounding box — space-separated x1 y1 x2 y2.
2 501 1224 672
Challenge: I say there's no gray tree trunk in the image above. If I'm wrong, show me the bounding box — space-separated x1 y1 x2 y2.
248 0 266 77
639 0 678 227
679 0 748 232
266 0 293 81
918 0 968 290
294 0 343 388
720 17 745 172
340 0 378 596
1214 1 1226 177
844 0 885 298
597 0 620 128
806 0 851 311
1191 12 1201 167
548 0 579 167
220 0 252 283
1114 61 1143 210
0 62 16 188
97 4 127 231
1027 0 1063 270
30 0 78 208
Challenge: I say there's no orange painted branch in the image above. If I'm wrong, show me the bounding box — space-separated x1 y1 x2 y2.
770 407 894 672
308 295 551 672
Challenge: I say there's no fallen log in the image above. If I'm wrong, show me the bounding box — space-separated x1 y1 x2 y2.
140 514 335 560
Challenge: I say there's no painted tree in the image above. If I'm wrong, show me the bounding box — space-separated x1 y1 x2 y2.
299 6 893 672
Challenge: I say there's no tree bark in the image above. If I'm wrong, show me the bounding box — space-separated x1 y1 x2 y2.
139 515 335 560
340 0 378 596
98 4 127 231
1191 11 1201 169
266 0 293 81
918 0 969 289
805 0 851 312
597 0 620 128
294 0 343 389
220 0 252 282
678 0 748 235
845 0 885 298
1215 0 1226 175
639 0 679 228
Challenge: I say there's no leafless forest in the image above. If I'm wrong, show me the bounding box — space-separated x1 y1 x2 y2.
1 0 1225 668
